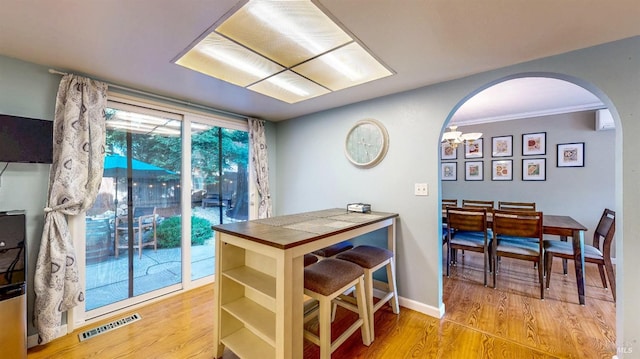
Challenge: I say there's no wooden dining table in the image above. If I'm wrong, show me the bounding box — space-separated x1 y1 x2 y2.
443 210 588 305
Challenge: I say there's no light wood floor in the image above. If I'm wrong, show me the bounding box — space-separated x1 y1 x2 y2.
28 252 616 359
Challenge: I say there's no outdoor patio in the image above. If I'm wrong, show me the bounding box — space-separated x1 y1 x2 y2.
84 206 237 311
85 243 214 310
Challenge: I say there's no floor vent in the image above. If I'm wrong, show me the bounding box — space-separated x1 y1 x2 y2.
78 313 141 342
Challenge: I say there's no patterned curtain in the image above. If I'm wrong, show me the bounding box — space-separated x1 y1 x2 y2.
248 118 272 218
33 75 107 344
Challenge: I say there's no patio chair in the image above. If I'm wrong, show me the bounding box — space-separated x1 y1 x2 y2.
115 206 158 259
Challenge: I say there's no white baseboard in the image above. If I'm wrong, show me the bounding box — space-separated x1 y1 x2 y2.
372 286 444 319
398 295 445 318
27 324 67 349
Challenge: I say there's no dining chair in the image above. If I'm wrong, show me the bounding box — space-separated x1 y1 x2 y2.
544 208 616 301
115 206 158 259
441 199 458 246
459 200 494 260
498 201 536 211
462 199 494 209
492 209 545 299
497 202 538 268
442 199 458 209
445 206 491 286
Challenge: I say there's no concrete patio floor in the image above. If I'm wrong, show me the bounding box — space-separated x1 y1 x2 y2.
84 205 243 311
85 242 215 310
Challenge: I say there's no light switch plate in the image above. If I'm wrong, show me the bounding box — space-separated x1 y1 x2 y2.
414 183 428 196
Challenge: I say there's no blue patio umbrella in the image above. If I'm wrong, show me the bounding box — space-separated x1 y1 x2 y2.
103 154 177 209
103 154 176 178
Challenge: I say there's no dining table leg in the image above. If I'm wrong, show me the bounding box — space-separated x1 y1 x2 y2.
560 235 568 275
571 229 586 305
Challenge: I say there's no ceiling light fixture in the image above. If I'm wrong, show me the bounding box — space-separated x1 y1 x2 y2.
441 126 483 149
173 0 394 104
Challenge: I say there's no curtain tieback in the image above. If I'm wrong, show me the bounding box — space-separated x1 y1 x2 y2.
44 202 80 213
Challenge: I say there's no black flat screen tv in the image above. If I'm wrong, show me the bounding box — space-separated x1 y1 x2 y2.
0 114 53 164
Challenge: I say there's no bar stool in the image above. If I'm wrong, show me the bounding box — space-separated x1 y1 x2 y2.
303 253 320 320
336 245 399 340
304 258 371 359
304 253 319 267
312 241 354 259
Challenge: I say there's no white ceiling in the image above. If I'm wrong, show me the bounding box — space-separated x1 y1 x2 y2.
0 0 638 122
450 77 605 126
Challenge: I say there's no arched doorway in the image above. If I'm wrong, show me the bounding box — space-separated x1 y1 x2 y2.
439 73 620 356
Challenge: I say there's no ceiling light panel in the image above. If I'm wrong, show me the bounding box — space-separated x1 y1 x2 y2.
293 42 393 91
175 32 284 87
173 0 393 103
248 70 330 103
217 1 353 67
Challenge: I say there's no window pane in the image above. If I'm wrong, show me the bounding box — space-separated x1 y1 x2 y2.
191 124 249 280
85 107 182 311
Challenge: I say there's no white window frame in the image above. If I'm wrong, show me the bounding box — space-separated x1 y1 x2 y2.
68 92 252 331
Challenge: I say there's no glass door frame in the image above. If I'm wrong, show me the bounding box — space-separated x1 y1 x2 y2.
68 94 252 330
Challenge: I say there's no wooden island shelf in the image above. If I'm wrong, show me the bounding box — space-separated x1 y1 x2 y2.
212 208 398 359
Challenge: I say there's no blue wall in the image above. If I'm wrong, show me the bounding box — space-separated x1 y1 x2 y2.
0 56 58 337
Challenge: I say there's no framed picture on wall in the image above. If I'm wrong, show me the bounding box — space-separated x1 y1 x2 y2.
441 162 457 181
464 138 483 158
465 161 483 181
522 132 546 156
522 158 546 181
557 142 585 167
492 135 513 157
492 159 513 181
441 142 457 160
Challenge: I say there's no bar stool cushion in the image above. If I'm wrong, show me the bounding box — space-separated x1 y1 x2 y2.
336 245 393 269
304 258 364 296
304 253 319 267
312 241 354 257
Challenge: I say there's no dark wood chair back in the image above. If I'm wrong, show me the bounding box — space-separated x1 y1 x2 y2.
442 199 458 210
492 209 544 299
441 199 459 242
594 208 615 258
447 207 488 233
492 209 542 239
498 201 536 212
446 206 490 286
462 199 494 209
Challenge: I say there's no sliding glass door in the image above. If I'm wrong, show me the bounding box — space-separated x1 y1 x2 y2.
82 99 250 318
84 105 183 312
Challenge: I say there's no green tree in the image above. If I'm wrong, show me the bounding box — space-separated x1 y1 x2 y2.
105 109 249 219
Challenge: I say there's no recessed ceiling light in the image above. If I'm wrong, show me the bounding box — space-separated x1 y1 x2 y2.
173 0 393 104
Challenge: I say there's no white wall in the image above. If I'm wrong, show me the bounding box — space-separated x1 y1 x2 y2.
274 37 639 356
